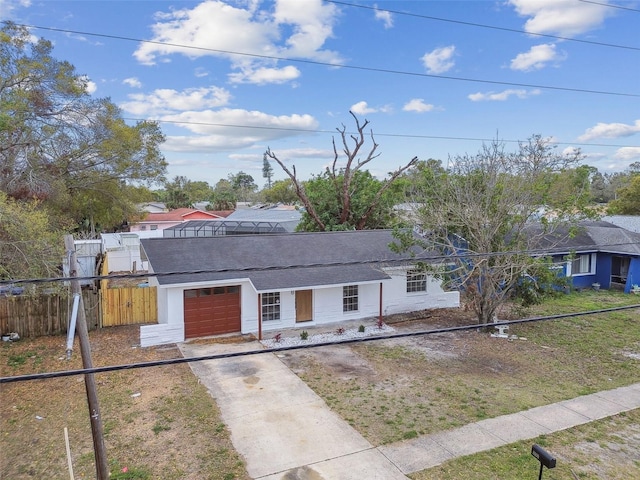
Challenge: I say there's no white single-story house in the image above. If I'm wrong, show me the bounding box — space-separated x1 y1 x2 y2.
139 230 459 347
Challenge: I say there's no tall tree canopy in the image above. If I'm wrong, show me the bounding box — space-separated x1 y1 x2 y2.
155 176 214 210
0 192 67 280
396 136 587 324
0 22 167 234
265 112 417 231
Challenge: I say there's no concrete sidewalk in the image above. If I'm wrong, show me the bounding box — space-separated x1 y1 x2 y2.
379 382 640 474
180 340 640 479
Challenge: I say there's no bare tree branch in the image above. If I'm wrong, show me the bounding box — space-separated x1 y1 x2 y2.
264 148 326 231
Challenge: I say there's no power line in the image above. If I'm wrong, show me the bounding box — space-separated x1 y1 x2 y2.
328 0 640 51
15 23 640 99
3 239 640 287
123 116 639 150
578 0 640 13
2 303 638 384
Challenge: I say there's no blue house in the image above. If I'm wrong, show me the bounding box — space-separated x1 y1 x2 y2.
540 221 640 292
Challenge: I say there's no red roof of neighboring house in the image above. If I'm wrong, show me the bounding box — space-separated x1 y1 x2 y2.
143 208 232 222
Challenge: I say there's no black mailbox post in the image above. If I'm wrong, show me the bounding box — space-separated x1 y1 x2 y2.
531 444 556 480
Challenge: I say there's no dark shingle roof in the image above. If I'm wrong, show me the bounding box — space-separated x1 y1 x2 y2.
141 229 433 290
532 221 640 256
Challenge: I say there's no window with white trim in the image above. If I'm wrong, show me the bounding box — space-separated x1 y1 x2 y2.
343 285 358 312
261 292 280 321
571 254 593 275
406 269 427 293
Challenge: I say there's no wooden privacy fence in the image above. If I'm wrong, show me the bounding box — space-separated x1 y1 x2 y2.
0 291 100 338
100 286 157 327
0 287 157 338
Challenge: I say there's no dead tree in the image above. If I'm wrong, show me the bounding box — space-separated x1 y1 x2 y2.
264 111 418 231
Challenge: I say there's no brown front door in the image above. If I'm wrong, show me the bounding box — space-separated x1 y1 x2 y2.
184 286 241 338
295 290 313 323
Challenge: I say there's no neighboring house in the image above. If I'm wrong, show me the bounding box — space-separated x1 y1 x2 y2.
163 220 291 237
139 230 459 347
137 202 168 213
536 221 640 292
225 204 302 232
129 208 233 239
601 215 640 234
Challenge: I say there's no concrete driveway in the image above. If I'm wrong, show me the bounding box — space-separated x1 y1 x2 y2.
179 341 408 480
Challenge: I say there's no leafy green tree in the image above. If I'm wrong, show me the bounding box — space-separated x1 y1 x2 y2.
265 112 417 231
157 176 214 209
262 179 298 204
0 192 68 280
0 22 167 234
395 136 585 324
608 175 640 214
208 179 237 210
229 171 258 202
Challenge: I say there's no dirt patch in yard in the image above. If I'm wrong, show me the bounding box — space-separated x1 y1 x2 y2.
0 325 249 480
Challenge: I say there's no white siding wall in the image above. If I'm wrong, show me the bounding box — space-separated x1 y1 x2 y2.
381 267 459 315
140 267 460 346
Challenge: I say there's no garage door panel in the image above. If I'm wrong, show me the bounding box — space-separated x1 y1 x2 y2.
184 286 241 338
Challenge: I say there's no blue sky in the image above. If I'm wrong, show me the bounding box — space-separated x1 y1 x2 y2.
2 0 639 187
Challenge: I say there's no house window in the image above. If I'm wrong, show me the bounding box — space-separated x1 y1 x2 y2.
261 292 280 321
140 225 147 231
343 285 358 312
571 254 592 275
150 225 158 230
406 269 427 293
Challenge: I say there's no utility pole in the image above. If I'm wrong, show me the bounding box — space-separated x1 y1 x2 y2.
64 235 109 479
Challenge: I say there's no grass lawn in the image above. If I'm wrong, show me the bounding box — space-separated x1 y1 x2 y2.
410 409 640 480
280 290 640 462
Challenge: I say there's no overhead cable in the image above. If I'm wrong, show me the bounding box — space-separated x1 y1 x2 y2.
14 23 640 99
327 0 640 51
3 239 640 286
2 303 638 384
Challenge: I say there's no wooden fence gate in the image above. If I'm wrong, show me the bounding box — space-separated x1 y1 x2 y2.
100 287 157 327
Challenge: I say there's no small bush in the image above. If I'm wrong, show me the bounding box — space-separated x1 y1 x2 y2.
336 327 345 335
376 319 385 329
358 325 365 333
273 333 282 343
300 330 309 340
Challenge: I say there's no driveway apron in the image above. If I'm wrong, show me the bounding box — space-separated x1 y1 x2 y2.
179 342 408 480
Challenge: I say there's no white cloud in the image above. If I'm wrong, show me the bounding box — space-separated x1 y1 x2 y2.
421 45 456 74
402 99 435 113
510 43 566 71
351 101 376 115
614 147 640 161
0 0 31 17
467 89 541 102
374 4 393 29
578 120 640 141
78 75 97 94
231 147 332 162
134 0 342 85
349 101 392 115
120 86 232 116
228 65 301 85
508 0 612 36
194 67 209 78
160 109 319 152
123 77 142 88
85 80 97 94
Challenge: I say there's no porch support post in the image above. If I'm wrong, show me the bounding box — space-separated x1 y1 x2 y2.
379 282 383 323
258 293 262 340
